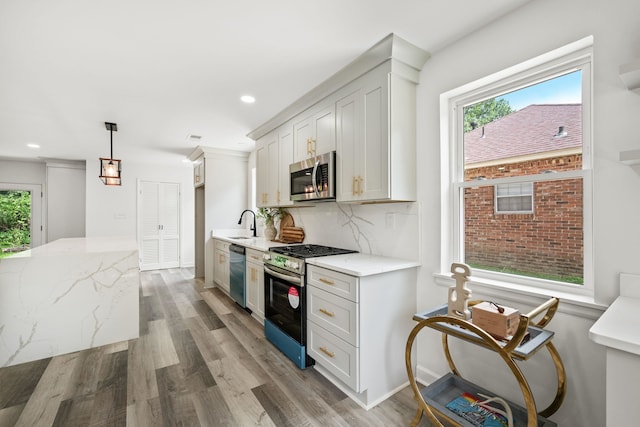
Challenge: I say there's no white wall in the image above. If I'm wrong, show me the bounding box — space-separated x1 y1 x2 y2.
0 159 46 185
46 161 86 242
85 158 195 268
203 150 248 286
414 0 640 425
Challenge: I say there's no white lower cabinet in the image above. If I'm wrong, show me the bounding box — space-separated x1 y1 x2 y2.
308 283 358 346
246 248 265 323
306 264 416 409
308 321 359 390
213 239 230 295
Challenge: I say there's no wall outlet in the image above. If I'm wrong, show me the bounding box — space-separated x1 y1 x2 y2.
385 212 396 230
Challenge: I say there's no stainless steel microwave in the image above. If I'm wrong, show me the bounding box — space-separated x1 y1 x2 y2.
289 151 336 202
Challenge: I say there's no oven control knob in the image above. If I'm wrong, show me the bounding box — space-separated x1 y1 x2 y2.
286 260 299 270
263 254 271 261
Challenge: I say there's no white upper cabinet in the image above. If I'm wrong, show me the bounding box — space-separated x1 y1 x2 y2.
256 132 278 208
277 125 294 206
336 64 417 202
293 102 335 162
256 124 294 207
193 155 204 187
249 34 429 205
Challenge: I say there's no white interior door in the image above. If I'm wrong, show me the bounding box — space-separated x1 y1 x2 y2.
139 180 180 271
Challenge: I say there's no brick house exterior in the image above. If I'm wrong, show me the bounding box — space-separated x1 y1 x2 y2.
463 104 583 280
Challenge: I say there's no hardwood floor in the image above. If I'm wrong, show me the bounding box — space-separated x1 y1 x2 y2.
0 268 429 426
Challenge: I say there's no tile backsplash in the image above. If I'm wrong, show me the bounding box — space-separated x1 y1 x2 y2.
283 202 420 262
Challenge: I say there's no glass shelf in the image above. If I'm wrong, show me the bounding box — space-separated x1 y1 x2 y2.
421 373 557 427
413 304 555 360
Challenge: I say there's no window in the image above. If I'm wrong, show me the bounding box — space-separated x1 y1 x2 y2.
495 182 533 214
441 37 593 297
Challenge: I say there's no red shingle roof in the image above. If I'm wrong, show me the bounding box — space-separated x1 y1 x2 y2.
464 104 582 165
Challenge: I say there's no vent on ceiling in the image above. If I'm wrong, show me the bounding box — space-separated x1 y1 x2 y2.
186 134 202 143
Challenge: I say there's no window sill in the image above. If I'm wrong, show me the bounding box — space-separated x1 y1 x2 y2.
433 272 607 321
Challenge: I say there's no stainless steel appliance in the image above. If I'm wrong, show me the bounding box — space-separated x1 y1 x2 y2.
289 151 336 202
263 244 357 369
229 244 246 307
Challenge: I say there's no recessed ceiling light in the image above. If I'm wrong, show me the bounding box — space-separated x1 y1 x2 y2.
27 143 40 149
240 95 255 104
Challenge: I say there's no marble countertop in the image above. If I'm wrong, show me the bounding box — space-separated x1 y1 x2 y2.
6 236 139 258
306 253 420 277
212 233 287 252
212 232 419 276
589 273 640 355
589 296 640 355
0 236 139 367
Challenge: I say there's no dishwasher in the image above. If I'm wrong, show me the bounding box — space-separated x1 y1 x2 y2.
229 244 246 308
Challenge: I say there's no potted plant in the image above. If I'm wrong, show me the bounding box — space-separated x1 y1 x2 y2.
257 207 286 241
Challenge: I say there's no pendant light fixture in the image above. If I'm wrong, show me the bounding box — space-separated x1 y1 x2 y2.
99 122 122 186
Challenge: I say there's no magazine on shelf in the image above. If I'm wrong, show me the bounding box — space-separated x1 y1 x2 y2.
445 392 510 427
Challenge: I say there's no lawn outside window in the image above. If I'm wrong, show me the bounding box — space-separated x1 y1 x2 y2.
439 36 594 301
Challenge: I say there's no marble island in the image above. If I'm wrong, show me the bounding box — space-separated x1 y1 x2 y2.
0 236 139 367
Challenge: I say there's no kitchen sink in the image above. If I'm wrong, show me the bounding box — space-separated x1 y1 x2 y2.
229 236 251 240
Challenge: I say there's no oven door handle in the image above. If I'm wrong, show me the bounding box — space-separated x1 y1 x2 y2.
264 265 303 286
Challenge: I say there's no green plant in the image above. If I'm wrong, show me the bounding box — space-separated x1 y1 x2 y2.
257 207 285 225
0 190 31 252
468 263 584 285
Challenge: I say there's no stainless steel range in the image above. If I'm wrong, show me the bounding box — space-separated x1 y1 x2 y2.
263 244 357 369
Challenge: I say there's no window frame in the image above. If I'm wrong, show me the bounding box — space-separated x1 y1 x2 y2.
439 37 594 300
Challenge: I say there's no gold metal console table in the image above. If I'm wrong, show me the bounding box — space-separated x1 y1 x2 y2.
405 297 566 427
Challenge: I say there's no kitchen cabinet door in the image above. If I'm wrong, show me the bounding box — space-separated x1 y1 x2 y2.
266 135 279 206
293 103 335 162
277 125 294 206
336 73 389 202
214 246 230 294
336 88 361 202
193 156 204 187
336 66 416 202
256 126 293 207
357 77 389 200
245 249 265 323
256 132 276 207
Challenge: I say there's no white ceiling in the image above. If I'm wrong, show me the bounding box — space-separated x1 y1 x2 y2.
0 0 531 164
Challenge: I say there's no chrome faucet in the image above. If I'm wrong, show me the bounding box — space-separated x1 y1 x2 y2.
237 209 257 237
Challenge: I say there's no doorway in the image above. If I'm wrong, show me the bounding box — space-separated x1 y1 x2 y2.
0 183 42 257
138 180 180 271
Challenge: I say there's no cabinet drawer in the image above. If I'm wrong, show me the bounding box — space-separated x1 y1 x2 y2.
307 286 358 346
246 248 264 263
307 265 358 302
214 239 230 251
307 322 359 391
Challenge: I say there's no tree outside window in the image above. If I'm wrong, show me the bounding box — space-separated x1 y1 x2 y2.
0 190 31 257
